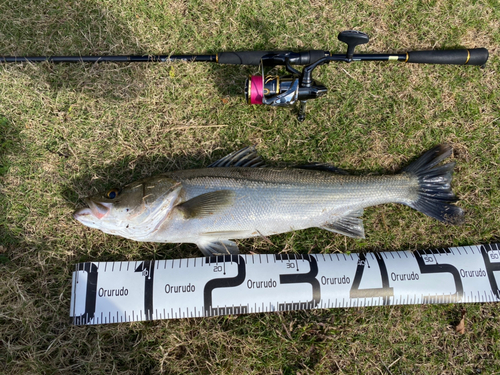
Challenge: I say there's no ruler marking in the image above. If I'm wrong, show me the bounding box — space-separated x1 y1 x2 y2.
71 244 500 325
72 266 78 320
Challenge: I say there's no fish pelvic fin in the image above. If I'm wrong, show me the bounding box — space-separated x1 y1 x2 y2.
320 209 365 238
197 239 240 256
402 144 464 224
175 190 236 219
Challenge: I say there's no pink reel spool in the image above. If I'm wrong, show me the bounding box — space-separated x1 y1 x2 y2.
246 76 264 105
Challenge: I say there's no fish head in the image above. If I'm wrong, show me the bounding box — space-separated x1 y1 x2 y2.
73 176 182 237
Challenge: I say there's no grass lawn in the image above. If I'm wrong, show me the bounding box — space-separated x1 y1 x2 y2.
1 0 499 373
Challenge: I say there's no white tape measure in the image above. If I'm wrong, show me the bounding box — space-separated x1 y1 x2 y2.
70 243 500 325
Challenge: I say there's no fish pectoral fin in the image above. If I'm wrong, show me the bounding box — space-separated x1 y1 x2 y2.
320 210 365 238
197 239 240 256
208 145 266 168
175 190 236 219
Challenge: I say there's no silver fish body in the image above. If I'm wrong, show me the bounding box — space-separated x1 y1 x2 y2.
74 145 463 256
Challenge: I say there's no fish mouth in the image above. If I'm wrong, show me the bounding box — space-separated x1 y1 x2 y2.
73 199 112 223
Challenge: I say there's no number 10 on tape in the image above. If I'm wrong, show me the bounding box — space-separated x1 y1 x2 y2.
70 244 500 325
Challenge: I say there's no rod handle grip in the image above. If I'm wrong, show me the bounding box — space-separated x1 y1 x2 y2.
407 48 488 66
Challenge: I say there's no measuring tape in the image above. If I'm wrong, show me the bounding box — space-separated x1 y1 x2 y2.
70 243 500 325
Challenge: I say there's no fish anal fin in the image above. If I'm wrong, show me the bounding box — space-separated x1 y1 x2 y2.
197 239 240 256
175 190 235 219
320 210 365 238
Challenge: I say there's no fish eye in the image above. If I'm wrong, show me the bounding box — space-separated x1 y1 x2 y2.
106 188 120 199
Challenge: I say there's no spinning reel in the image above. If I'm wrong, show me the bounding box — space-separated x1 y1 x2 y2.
245 31 369 121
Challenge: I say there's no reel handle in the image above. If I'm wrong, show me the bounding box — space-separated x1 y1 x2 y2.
407 48 488 66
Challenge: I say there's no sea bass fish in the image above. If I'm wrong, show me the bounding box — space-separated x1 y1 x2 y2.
74 145 463 256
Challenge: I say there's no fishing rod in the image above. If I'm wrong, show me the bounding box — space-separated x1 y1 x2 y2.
1 30 488 121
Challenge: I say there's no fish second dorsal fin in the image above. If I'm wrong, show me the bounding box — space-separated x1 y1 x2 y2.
294 163 348 174
319 209 365 238
208 145 266 168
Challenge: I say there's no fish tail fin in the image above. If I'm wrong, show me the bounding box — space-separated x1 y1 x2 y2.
403 144 464 224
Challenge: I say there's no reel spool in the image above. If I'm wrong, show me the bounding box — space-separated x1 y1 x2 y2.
245 75 327 107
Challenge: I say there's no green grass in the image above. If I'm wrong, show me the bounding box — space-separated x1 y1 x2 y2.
0 0 499 373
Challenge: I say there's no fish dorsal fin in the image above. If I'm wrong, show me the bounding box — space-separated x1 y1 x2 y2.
197 239 240 256
294 163 348 175
320 209 365 238
175 190 236 219
208 145 266 168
